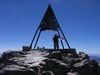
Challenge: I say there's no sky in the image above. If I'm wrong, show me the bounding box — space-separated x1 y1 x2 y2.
0 0 100 54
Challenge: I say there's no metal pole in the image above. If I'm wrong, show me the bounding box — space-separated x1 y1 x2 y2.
34 30 41 49
59 27 71 49
30 27 39 48
57 30 64 49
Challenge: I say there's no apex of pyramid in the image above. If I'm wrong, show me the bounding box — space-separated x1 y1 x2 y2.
39 4 59 31
47 4 53 11
48 4 51 7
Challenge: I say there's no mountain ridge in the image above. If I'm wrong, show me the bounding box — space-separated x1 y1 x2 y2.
0 49 100 75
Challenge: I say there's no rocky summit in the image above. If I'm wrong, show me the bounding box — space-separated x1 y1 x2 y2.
0 49 99 75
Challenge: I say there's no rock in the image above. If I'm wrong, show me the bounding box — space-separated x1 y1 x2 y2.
42 71 55 75
0 50 99 75
0 70 5 75
22 46 31 51
78 52 89 60
29 66 41 75
67 71 80 75
0 56 2 63
0 69 36 75
61 49 78 58
49 51 62 60
74 59 97 75
2 50 23 61
42 59 69 75
62 55 75 65
74 59 89 67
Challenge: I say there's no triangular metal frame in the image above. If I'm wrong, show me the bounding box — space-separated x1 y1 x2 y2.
30 4 71 49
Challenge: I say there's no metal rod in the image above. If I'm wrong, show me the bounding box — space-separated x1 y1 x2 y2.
59 27 71 49
57 30 64 49
34 30 41 49
53 10 71 49
30 27 39 48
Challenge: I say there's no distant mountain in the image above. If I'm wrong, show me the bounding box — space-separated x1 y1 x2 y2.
0 53 2 57
89 54 100 62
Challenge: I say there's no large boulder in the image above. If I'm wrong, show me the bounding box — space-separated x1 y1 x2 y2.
41 71 55 75
41 59 70 75
78 52 89 60
0 69 36 75
66 71 80 75
2 50 24 60
49 51 62 60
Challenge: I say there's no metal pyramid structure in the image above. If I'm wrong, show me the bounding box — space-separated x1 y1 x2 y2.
30 4 71 49
39 4 59 31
